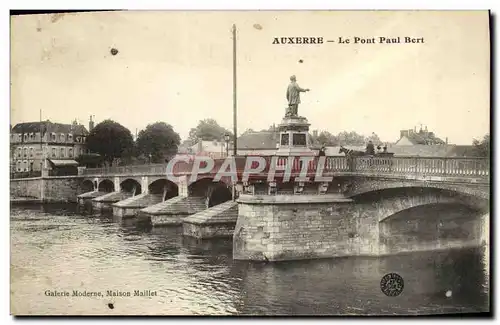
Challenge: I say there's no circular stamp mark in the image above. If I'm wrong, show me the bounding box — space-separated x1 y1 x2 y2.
110 48 119 56
380 273 404 297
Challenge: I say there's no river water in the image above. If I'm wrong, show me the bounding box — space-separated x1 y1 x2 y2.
10 203 490 316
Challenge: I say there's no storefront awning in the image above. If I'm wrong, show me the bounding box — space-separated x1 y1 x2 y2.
47 159 79 167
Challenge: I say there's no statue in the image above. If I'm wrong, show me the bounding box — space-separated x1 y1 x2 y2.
286 75 310 117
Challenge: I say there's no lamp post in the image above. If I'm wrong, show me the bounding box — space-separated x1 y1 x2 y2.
231 24 238 201
224 133 230 157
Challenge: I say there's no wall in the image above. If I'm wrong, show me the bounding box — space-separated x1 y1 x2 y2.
10 176 83 203
10 178 42 198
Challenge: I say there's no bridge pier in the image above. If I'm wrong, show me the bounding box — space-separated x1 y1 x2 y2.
182 201 238 239
92 191 133 214
113 176 179 221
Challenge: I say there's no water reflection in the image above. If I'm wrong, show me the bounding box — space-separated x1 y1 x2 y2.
10 203 489 315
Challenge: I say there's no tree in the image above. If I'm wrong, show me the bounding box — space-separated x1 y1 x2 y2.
86 119 134 166
188 119 232 142
337 131 366 146
315 131 339 146
472 133 490 157
76 153 104 168
260 125 277 132
365 132 382 145
242 128 256 135
136 122 181 163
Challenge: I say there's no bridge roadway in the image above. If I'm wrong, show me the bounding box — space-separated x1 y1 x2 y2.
77 155 489 221
79 156 490 199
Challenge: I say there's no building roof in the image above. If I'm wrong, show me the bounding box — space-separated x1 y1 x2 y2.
237 131 278 149
396 129 446 145
11 121 89 135
47 159 79 167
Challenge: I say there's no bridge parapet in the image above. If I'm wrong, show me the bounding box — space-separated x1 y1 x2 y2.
81 156 490 181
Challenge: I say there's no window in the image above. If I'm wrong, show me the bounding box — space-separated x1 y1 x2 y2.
23 148 27 158
23 134 28 142
74 147 79 156
292 134 307 146
60 148 65 158
281 133 289 146
51 133 56 141
68 148 73 158
17 147 21 158
16 161 21 172
29 147 34 158
23 160 28 172
52 148 56 158
60 134 65 142
29 133 34 140
68 134 73 142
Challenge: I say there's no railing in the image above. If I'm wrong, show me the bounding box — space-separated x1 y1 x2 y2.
81 156 490 180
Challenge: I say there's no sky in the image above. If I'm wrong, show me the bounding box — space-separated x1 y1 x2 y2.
10 10 490 144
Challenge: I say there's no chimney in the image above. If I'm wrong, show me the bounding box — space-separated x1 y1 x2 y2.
89 115 95 131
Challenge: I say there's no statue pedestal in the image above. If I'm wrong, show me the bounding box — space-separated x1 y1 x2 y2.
275 115 314 156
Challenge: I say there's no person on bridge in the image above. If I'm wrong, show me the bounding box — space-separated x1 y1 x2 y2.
318 146 326 156
365 141 375 156
286 75 310 117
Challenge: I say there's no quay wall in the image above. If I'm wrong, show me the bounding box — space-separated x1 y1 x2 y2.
10 177 84 203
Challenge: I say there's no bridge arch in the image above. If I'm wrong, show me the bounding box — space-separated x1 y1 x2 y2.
345 177 489 200
188 177 233 207
148 178 179 201
208 182 233 207
98 179 114 192
349 186 488 223
81 179 94 192
120 178 142 195
347 186 489 254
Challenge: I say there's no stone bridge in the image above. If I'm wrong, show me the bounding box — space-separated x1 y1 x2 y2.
72 155 490 260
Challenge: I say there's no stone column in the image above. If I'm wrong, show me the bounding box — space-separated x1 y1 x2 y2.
178 175 189 197
141 176 149 194
114 177 120 192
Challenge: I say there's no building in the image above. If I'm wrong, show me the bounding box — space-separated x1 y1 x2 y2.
395 125 447 146
176 130 319 158
176 139 228 159
236 131 279 155
10 119 90 173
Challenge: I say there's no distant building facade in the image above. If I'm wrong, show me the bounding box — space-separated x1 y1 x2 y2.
395 126 447 146
10 119 90 173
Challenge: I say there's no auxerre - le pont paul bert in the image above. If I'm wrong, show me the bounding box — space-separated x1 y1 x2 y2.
271 36 424 44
